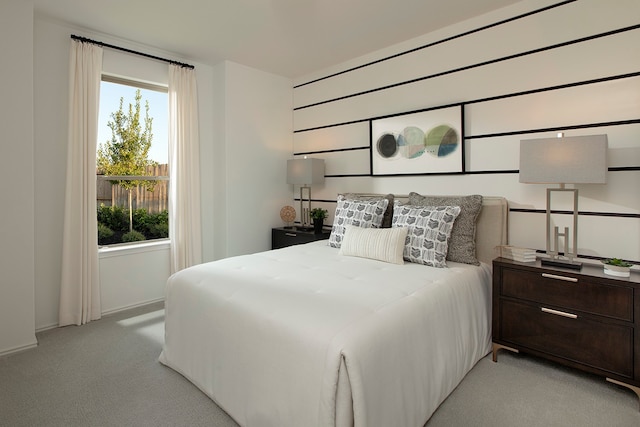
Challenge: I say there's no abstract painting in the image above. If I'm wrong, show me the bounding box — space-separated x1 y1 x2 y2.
371 105 463 176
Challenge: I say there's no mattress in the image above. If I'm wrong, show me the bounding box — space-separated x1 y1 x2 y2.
159 240 492 427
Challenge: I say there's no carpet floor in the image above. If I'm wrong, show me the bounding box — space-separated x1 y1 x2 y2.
0 302 637 426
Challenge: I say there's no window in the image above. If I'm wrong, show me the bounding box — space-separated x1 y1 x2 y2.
96 77 169 246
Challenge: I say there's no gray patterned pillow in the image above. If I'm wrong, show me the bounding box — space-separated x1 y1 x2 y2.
341 193 395 228
329 195 389 248
392 202 461 268
408 193 483 265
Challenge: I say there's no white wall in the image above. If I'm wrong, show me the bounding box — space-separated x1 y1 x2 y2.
30 15 292 333
292 0 640 264
0 0 37 356
32 16 176 330
220 61 293 257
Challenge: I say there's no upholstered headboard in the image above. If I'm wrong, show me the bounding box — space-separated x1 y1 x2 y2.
472 196 509 265
347 194 508 265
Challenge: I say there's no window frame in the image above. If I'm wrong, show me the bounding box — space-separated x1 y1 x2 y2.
97 75 170 250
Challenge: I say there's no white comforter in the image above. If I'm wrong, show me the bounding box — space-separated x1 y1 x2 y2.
159 240 492 427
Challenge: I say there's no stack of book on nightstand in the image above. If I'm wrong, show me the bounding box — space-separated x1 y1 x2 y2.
499 245 536 263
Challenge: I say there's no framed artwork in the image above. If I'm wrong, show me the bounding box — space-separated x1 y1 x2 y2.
370 105 463 176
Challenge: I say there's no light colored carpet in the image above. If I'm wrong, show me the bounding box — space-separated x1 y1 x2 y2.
0 302 637 426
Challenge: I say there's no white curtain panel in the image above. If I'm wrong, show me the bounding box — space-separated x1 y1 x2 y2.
168 65 203 273
59 40 103 326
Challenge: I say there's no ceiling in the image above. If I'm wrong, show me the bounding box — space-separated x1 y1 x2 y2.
34 0 521 79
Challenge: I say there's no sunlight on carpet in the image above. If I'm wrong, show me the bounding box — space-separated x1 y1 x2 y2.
116 308 165 344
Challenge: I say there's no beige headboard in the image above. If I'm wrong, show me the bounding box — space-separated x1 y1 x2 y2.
348 194 509 265
473 196 509 265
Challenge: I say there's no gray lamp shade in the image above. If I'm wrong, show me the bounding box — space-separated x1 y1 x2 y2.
519 135 608 184
286 158 325 185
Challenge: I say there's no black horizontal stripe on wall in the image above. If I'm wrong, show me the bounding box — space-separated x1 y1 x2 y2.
464 71 640 108
466 118 640 139
293 1 576 89
457 167 639 175
294 24 640 111
294 72 640 134
293 198 341 204
610 166 640 172
464 170 519 175
324 174 372 178
510 208 640 219
293 146 369 156
294 119 367 133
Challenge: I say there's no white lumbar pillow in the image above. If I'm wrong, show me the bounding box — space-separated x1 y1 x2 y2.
339 225 408 265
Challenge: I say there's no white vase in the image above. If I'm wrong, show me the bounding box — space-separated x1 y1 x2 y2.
603 264 631 277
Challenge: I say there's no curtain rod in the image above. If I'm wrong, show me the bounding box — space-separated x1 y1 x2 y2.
70 34 195 69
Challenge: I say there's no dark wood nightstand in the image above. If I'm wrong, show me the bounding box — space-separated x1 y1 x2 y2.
492 257 640 408
271 227 331 250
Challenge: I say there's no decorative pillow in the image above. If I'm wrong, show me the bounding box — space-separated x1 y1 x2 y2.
328 195 389 248
339 225 408 265
408 193 483 266
392 202 461 268
341 193 395 228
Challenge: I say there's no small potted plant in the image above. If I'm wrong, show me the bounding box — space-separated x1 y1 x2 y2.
602 258 633 277
310 208 328 234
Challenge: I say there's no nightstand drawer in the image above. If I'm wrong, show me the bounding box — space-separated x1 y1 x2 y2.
271 227 331 249
501 267 633 321
501 299 633 378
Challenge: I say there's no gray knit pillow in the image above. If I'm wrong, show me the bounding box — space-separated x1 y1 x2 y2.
408 193 483 265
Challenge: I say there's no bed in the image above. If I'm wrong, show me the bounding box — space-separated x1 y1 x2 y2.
159 195 508 427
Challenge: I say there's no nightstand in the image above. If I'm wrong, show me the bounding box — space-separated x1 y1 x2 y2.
492 257 640 408
271 227 331 250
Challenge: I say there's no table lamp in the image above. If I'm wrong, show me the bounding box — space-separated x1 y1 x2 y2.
286 157 325 229
519 134 607 269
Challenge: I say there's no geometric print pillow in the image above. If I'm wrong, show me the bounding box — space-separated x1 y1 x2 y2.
391 202 461 267
328 195 389 248
408 193 483 265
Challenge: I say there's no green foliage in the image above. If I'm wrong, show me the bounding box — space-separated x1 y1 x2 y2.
97 89 158 232
97 89 157 191
603 258 633 268
310 208 328 220
97 223 114 241
97 205 168 245
132 209 169 239
122 230 146 243
97 204 129 232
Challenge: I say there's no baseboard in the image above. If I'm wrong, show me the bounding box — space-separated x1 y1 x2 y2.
35 298 166 333
36 323 59 333
101 298 165 317
0 340 38 358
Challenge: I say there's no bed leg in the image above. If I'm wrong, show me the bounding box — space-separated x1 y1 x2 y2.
606 378 640 411
492 342 519 362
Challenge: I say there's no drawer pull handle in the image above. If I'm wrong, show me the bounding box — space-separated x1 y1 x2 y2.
541 307 578 319
285 233 297 237
541 273 578 283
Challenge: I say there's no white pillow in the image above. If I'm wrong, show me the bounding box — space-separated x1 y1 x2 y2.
339 225 408 265
392 203 461 268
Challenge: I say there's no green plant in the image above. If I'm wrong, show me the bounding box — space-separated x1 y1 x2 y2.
97 223 114 241
97 204 129 232
133 209 169 239
122 230 146 243
97 89 157 232
603 258 633 268
310 208 328 220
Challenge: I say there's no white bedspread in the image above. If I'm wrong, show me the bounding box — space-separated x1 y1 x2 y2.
159 240 492 427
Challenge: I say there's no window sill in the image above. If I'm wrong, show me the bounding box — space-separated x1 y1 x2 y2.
98 239 170 258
